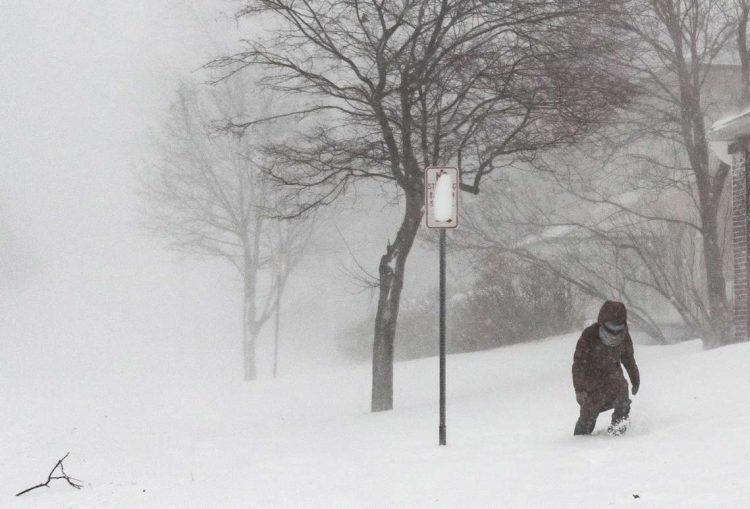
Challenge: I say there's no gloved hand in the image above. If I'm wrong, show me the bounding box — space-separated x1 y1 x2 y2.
575 391 586 405
632 382 639 396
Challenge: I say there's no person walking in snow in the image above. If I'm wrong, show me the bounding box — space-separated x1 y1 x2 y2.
572 300 640 436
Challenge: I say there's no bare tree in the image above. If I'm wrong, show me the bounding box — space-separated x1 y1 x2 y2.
617 0 739 347
457 0 748 348
542 0 742 347
207 0 632 410
737 0 750 100
457 166 720 344
140 79 312 380
540 137 735 345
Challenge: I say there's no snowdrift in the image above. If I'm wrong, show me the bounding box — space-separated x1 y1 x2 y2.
2 334 749 508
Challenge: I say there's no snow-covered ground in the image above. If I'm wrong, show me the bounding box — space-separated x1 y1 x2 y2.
2 334 749 508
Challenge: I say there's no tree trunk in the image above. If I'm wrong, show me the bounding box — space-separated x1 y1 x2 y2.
739 2 750 103
242 219 262 380
242 291 259 381
243 331 258 381
371 189 424 412
701 208 731 348
679 80 731 348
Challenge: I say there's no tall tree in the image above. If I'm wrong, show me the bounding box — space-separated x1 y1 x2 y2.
208 0 632 410
736 0 750 100
461 0 747 348
140 80 312 380
616 0 736 347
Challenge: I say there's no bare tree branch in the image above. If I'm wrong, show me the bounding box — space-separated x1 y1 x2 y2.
16 453 83 497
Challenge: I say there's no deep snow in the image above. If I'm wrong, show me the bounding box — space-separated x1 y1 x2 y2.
2 334 749 508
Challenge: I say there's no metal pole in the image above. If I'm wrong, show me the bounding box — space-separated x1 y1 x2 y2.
439 228 447 446
273 267 282 378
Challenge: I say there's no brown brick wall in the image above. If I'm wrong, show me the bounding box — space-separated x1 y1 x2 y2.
732 147 749 343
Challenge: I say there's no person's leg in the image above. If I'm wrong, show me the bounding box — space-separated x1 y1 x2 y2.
574 399 600 435
608 378 631 434
610 378 631 424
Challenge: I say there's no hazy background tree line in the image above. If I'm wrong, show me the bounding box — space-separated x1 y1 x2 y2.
139 0 750 412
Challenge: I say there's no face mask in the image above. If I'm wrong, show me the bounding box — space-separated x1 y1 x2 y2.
600 321 626 347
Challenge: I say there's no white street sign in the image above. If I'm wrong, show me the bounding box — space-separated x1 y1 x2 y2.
425 167 459 228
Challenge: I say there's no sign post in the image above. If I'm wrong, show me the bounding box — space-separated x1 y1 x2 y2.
424 167 459 446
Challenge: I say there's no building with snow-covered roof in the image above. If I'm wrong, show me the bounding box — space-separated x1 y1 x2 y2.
710 110 750 343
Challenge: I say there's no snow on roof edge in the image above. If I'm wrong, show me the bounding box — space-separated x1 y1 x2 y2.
710 107 750 141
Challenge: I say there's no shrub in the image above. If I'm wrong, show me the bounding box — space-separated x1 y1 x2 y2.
335 253 584 361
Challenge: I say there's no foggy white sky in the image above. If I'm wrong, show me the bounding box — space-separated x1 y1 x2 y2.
0 1 441 385
0 1 246 383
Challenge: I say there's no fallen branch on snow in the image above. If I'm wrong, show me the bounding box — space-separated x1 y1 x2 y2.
15 452 83 496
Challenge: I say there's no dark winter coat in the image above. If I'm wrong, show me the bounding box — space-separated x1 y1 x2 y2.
572 301 640 402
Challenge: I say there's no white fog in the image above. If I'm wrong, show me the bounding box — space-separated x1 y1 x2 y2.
2 1 749 507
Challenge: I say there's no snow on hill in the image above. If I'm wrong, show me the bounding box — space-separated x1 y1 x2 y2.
2 334 749 508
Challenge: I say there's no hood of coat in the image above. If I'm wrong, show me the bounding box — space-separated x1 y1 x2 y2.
597 300 627 327
596 300 628 347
